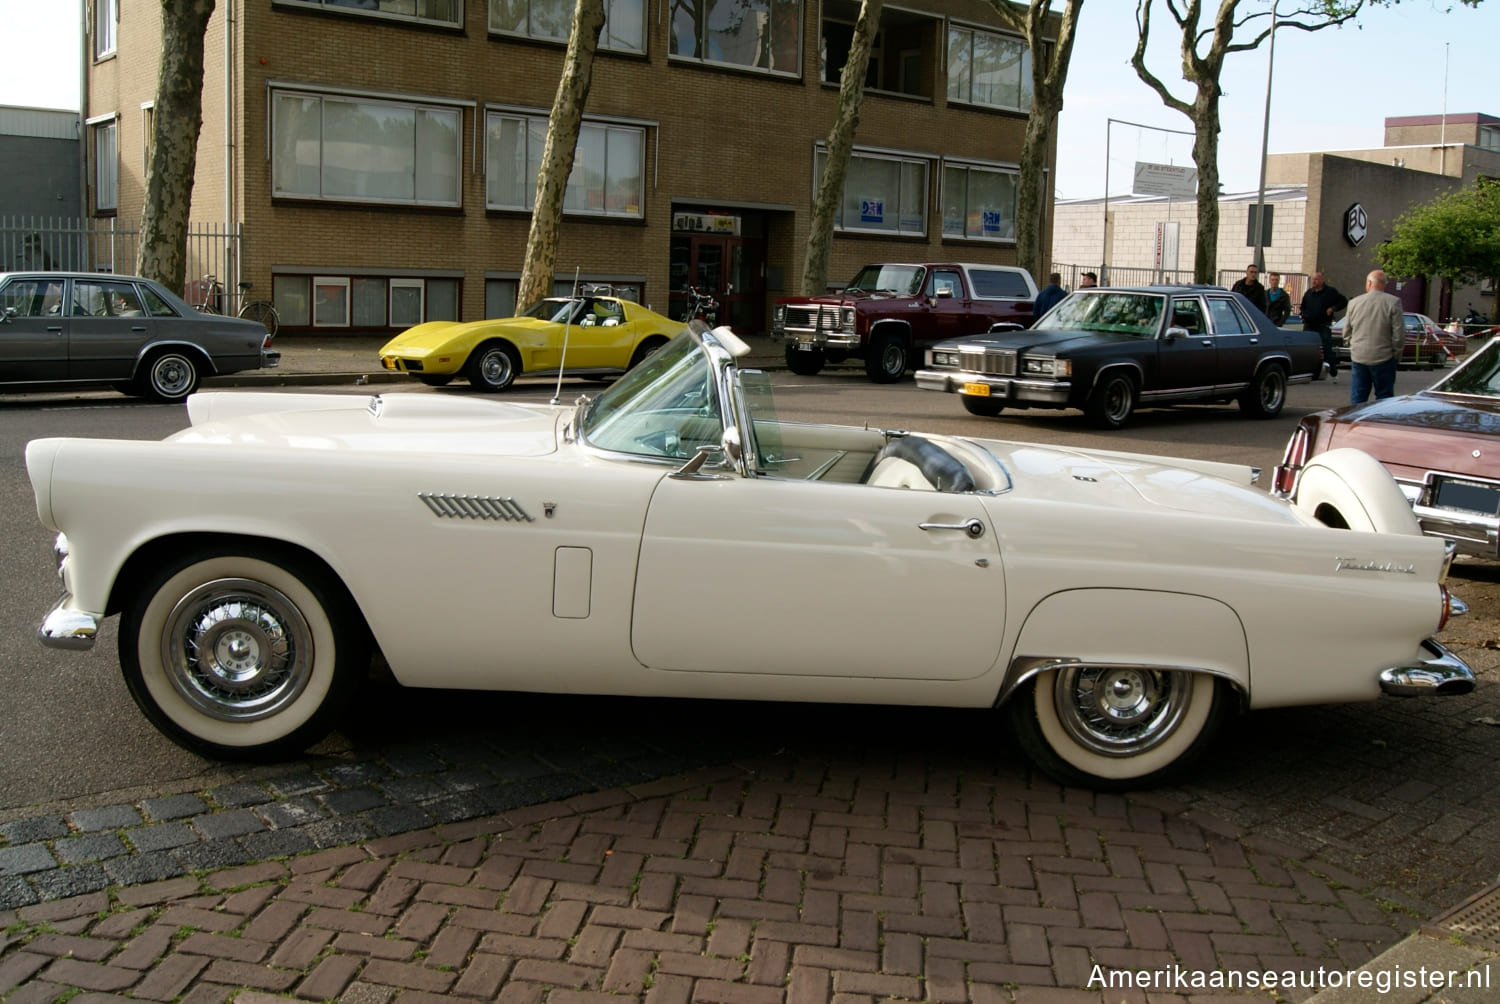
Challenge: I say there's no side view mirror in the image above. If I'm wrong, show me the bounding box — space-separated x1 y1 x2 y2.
1164 326 1189 342
935 287 954 299
0 306 16 324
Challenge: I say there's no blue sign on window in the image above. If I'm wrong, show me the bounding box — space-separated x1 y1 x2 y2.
860 198 884 224
982 210 1002 234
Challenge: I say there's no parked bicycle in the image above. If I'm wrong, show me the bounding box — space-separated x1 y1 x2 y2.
195 274 280 338
683 284 722 326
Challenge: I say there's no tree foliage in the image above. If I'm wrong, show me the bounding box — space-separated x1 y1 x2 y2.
1378 180 1500 302
137 0 216 297
518 0 607 312
981 0 1084 280
1130 1 1364 283
801 0 884 295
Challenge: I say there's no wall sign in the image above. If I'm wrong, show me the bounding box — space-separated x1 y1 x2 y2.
673 213 741 235
1344 203 1368 247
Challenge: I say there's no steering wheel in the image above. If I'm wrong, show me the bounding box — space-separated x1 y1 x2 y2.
633 427 681 457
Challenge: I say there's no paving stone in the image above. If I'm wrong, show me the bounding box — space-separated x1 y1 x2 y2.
297 816 376 849
171 839 253 873
319 786 390 815
103 852 185 887
381 751 448 776
360 805 434 837
380 777 449 804
191 809 267 840
0 876 39 910
256 796 328 829
54 833 129 865
321 762 391 786
206 783 273 809
264 772 332 798
128 823 199 854
0 817 71 844
67 806 142 833
0 844 57 876
140 794 209 822
238 828 317 860
29 865 110 901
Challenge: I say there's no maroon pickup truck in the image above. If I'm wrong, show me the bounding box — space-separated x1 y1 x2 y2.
772 262 1038 383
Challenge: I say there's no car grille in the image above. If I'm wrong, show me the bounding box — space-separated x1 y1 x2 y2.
785 305 842 330
960 349 1016 376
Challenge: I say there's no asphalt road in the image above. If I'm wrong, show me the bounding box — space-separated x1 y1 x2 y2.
3 370 1497 914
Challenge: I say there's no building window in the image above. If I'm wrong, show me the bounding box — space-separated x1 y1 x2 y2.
489 0 645 52
95 0 117 58
946 25 1031 112
390 278 425 326
1479 125 1500 152
273 0 463 29
813 148 928 236
485 111 644 217
140 103 154 172
671 0 800 75
93 119 118 214
942 162 1018 241
426 278 460 320
272 90 462 206
274 276 311 327
486 279 519 318
313 277 351 327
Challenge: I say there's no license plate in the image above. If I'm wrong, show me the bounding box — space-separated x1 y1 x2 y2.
1434 478 1500 515
963 382 991 397
795 342 813 352
382 357 397 370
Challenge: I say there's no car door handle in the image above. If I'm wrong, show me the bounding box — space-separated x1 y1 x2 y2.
1248 337 1259 344
919 518 985 539
131 325 147 332
47 325 62 333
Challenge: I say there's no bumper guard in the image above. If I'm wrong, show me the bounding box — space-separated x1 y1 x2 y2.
1378 638 1476 697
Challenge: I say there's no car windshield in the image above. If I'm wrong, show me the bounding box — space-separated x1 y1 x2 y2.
845 265 924 295
579 329 725 460
1035 291 1165 336
522 298 582 323
1432 337 1500 398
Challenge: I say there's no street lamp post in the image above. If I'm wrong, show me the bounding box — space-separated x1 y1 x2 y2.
1252 2 1278 272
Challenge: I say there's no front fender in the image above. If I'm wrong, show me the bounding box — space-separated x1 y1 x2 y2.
1000 588 1250 703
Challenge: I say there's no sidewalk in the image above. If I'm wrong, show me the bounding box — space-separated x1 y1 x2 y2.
204 331 806 390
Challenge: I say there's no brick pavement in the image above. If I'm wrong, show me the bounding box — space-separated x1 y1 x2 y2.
2 753 1435 1003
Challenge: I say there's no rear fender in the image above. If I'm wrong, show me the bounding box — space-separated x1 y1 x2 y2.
999 589 1250 704
1291 447 1420 534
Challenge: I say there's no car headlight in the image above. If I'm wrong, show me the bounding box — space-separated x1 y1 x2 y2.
774 304 786 326
1022 357 1070 377
841 307 856 331
931 351 961 367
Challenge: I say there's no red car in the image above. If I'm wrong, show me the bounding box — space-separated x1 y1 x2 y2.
1332 312 1452 369
1273 336 1500 557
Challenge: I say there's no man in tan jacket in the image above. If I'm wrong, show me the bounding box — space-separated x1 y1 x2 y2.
1343 269 1405 403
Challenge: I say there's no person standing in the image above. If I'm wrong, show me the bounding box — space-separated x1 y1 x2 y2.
1300 270 1348 381
1079 272 1098 288
1230 264 1269 315
1264 271 1291 325
1344 269 1406 403
1033 272 1066 320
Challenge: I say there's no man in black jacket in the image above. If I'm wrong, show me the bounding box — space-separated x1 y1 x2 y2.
1230 264 1269 315
1300 270 1349 380
1264 271 1292 325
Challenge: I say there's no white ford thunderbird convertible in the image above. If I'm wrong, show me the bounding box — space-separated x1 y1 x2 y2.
26 324 1475 789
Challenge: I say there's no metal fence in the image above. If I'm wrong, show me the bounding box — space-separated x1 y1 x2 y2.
0 216 243 309
1052 263 1196 288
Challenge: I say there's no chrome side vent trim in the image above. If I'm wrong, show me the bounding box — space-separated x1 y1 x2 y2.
419 493 535 522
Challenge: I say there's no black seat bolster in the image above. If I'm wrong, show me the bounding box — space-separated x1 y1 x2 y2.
860 436 975 492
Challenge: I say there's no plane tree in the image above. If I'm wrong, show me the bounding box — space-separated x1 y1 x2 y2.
1379 179 1500 323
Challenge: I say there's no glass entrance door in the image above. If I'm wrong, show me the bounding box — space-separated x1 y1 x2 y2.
669 235 764 334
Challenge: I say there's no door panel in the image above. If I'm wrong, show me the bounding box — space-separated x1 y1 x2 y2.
68 279 153 381
1153 296 1217 395
632 476 1005 681
0 277 68 381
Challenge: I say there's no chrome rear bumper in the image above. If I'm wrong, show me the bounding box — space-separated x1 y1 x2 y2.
1379 638 1476 697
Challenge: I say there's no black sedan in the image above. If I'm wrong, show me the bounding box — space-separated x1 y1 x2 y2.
0 271 278 402
914 285 1323 429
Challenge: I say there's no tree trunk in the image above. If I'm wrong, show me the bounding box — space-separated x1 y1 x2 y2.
989 1 1083 280
801 0 883 296
517 0 606 312
1190 95 1221 284
136 0 216 297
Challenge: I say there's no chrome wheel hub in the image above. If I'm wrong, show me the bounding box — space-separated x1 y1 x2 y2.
1053 665 1188 757
161 578 314 721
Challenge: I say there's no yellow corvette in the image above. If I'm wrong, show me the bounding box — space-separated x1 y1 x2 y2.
378 294 682 391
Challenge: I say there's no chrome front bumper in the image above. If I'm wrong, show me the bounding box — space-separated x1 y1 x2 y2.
39 593 100 651
1379 638 1476 697
914 368 1073 407
783 330 859 350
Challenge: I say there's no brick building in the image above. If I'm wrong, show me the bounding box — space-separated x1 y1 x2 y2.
1051 113 1500 322
83 0 1057 335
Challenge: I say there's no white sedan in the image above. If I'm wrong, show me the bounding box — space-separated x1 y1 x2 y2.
26 324 1475 789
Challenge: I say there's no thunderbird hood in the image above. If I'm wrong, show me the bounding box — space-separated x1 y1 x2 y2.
176 391 564 457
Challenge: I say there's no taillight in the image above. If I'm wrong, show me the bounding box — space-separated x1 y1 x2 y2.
1439 584 1451 631
1272 425 1311 495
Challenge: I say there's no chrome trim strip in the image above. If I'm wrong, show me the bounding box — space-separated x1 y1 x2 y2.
995 655 1245 708
38 595 99 651
418 493 535 522
1378 639 1476 697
